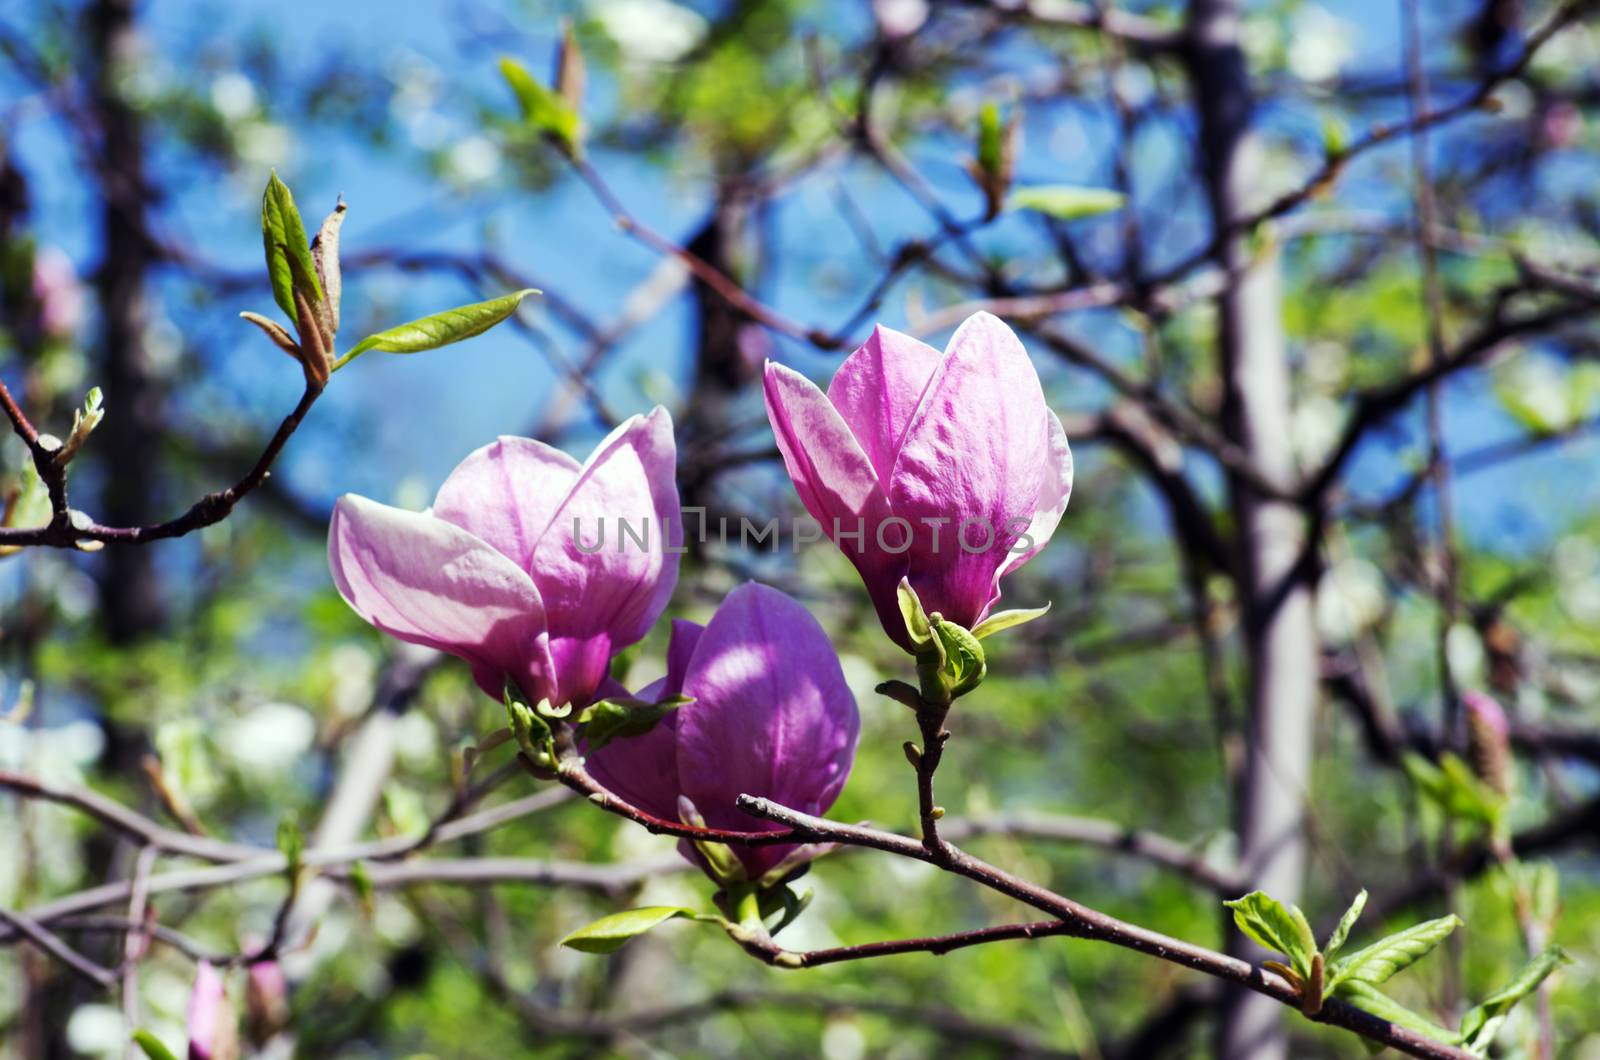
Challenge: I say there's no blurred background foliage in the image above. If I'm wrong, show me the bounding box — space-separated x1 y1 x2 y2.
2 0 1599 1056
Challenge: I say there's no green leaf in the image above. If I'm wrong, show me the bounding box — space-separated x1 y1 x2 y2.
1328 914 1461 989
337 289 537 368
276 814 305 871
499 56 580 154
1458 947 1572 1052
933 619 987 697
1324 889 1368 959
1008 185 1126 221
131 1030 180 1060
261 171 322 320
971 602 1051 640
579 694 692 752
1335 980 1458 1043
1224 891 1317 978
976 101 1004 177
560 906 697 954
1404 752 1503 827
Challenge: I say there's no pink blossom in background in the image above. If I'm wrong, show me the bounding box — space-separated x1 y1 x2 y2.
30 246 84 340
764 311 1072 649
186 961 226 1060
329 408 681 710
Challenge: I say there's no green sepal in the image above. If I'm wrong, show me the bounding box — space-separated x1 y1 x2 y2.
503 676 555 767
897 577 938 655
971 601 1051 640
578 694 692 752
933 619 987 698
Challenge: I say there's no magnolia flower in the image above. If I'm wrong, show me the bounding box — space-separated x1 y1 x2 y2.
186 961 227 1060
329 408 680 710
586 582 859 882
763 312 1072 649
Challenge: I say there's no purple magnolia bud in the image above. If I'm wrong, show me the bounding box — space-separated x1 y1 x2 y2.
586 583 860 882
328 408 681 711
1463 690 1513 797
186 961 226 1060
763 312 1072 650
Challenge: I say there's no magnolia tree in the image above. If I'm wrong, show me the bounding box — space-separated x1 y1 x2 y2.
2 1 1598 1058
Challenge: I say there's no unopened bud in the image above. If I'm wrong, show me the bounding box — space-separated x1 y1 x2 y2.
310 197 346 343
1463 691 1513 797
554 20 586 111
292 288 331 391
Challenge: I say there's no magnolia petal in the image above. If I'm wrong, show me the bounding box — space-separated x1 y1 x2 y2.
989 407 1074 611
533 407 682 707
675 583 860 878
888 312 1049 628
825 324 943 484
328 495 554 700
764 361 908 644
433 436 581 572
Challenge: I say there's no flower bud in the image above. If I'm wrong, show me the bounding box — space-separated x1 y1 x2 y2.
1463 690 1513 797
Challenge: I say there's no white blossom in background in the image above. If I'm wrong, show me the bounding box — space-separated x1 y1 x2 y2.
595 0 708 63
220 700 316 774
1288 5 1355 83
209 71 258 121
1316 555 1386 644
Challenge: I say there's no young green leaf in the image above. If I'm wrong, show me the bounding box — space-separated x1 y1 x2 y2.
336 289 538 368
971 602 1052 640
1224 891 1318 978
1335 980 1458 1043
1008 185 1126 221
1403 752 1502 826
560 906 698 954
1324 888 1368 959
1328 914 1461 989
579 694 692 752
1458 946 1572 1053
260 171 322 320
131 1030 180 1060
499 56 580 154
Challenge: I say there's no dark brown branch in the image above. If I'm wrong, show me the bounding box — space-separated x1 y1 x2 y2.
0 383 321 548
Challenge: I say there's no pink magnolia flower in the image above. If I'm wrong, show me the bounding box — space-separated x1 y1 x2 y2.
763 312 1072 650
31 246 84 340
329 408 681 710
186 961 226 1060
586 582 859 882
